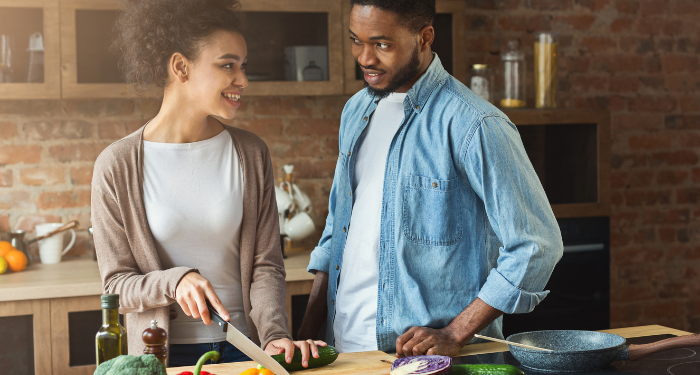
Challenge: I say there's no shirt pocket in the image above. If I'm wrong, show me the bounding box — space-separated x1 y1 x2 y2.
402 175 464 246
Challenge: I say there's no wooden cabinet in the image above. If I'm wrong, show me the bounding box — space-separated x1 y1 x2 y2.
0 0 61 99
504 109 611 219
0 299 52 375
342 0 466 95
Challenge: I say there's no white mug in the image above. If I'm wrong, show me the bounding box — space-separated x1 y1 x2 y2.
275 185 294 214
35 223 76 264
291 183 313 213
284 212 315 241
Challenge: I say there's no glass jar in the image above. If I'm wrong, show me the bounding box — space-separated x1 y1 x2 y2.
469 64 494 104
534 32 559 108
500 39 526 108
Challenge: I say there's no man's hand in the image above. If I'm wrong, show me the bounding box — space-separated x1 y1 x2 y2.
175 271 229 325
265 338 327 368
395 326 462 357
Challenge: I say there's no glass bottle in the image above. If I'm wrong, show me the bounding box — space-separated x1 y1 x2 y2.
96 294 127 365
500 39 526 108
469 64 494 104
534 32 559 108
302 60 324 81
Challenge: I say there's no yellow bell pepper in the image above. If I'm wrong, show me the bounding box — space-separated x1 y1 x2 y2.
239 368 274 375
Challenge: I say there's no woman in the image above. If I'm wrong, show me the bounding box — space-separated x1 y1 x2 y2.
91 0 323 367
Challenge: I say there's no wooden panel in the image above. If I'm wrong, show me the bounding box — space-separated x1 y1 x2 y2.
51 295 101 375
166 350 395 375
504 109 611 219
343 0 466 95
0 299 52 375
0 0 61 99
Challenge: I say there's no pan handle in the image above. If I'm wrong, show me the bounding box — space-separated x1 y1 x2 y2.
627 334 700 361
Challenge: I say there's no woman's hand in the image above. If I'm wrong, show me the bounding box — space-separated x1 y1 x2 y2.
265 338 327 368
175 271 229 325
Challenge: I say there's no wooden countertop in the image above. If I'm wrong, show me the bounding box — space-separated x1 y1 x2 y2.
0 251 314 302
165 325 694 374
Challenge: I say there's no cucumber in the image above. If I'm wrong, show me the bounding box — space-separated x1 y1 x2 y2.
451 364 524 375
270 345 339 371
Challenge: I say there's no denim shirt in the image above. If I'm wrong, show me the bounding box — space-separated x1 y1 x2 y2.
307 54 563 352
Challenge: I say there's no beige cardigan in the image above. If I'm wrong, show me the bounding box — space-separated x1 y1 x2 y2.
91 124 291 356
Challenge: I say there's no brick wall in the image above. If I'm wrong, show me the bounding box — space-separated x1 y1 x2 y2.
464 0 700 332
1 0 698 332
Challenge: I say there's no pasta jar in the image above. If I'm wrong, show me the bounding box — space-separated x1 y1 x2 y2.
469 64 494 104
500 39 526 108
534 32 559 108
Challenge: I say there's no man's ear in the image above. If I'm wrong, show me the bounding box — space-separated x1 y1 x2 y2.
419 25 435 51
170 52 188 83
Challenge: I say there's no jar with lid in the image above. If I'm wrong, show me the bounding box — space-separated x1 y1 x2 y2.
534 32 559 108
500 39 526 108
469 64 494 104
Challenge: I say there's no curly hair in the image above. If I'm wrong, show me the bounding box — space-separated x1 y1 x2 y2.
113 0 242 91
350 0 435 31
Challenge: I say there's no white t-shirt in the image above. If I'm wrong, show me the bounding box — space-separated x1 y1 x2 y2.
333 93 407 352
143 129 248 344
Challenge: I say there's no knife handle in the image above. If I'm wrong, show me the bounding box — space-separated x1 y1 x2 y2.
205 300 228 333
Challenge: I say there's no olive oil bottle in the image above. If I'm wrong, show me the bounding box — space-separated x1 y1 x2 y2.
95 294 128 365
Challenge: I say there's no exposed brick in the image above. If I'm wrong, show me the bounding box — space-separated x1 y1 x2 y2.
467 15 494 31
498 15 552 32
554 15 596 31
628 133 673 150
610 17 634 33
0 215 8 231
36 190 91 210
581 37 617 53
287 119 340 136
0 145 42 164
0 191 32 209
19 166 65 186
624 189 672 206
651 150 699 166
609 76 639 92
611 303 643 322
677 188 700 204
530 0 573 10
0 121 18 139
0 168 11 187
23 120 93 141
590 55 644 72
670 0 700 15
629 96 677 112
663 55 699 73
666 74 700 91
63 99 135 117
656 170 688 185
98 120 143 139
249 97 314 117
48 144 108 162
639 0 666 16
576 0 611 11
615 0 640 14
665 115 700 129
70 166 94 185
614 247 664 265
233 119 284 139
658 226 677 243
613 285 656 302
679 96 700 111
15 214 62 232
693 168 700 182
644 301 684 319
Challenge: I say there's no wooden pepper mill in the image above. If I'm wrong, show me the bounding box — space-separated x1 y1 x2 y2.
143 319 167 365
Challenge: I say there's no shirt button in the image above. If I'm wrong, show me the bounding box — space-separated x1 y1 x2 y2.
349 191 352 196
432 182 438 188
336 265 339 270
363 117 368 121
343 227 347 232
415 105 420 110
348 151 351 156
332 300 335 305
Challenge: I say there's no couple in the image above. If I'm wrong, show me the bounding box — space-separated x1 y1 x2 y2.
91 0 563 368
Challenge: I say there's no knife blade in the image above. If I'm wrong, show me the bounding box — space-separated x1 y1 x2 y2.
206 301 291 375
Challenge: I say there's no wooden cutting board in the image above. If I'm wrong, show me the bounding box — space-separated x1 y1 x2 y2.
165 350 396 375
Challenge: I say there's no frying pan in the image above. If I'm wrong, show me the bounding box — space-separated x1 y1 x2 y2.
505 330 700 372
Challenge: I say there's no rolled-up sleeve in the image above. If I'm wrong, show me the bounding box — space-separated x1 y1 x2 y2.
462 115 563 314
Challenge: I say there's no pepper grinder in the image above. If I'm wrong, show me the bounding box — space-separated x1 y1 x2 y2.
142 319 167 365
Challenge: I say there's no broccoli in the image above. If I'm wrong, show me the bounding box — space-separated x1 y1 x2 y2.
94 354 167 375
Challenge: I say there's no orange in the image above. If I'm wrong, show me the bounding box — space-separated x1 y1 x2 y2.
4 250 27 272
0 241 14 257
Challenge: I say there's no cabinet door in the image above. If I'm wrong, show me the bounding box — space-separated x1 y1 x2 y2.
0 299 52 375
50 295 101 375
342 0 465 95
0 0 61 99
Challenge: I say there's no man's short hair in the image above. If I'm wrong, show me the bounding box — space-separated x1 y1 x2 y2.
350 0 436 32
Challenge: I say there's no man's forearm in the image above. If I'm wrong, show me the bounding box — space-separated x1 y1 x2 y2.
445 298 503 346
297 271 329 339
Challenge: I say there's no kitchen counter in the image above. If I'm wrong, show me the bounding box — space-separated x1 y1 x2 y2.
165 325 694 374
0 250 315 302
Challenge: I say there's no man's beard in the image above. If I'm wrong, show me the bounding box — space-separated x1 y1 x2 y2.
362 46 421 99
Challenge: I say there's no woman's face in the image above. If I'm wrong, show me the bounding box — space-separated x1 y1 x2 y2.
186 30 248 120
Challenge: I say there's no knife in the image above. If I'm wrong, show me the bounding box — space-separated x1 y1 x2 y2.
206 301 291 375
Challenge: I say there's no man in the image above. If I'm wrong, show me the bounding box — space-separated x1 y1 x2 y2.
297 0 563 357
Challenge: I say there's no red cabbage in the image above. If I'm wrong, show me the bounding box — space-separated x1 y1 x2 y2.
390 355 452 375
